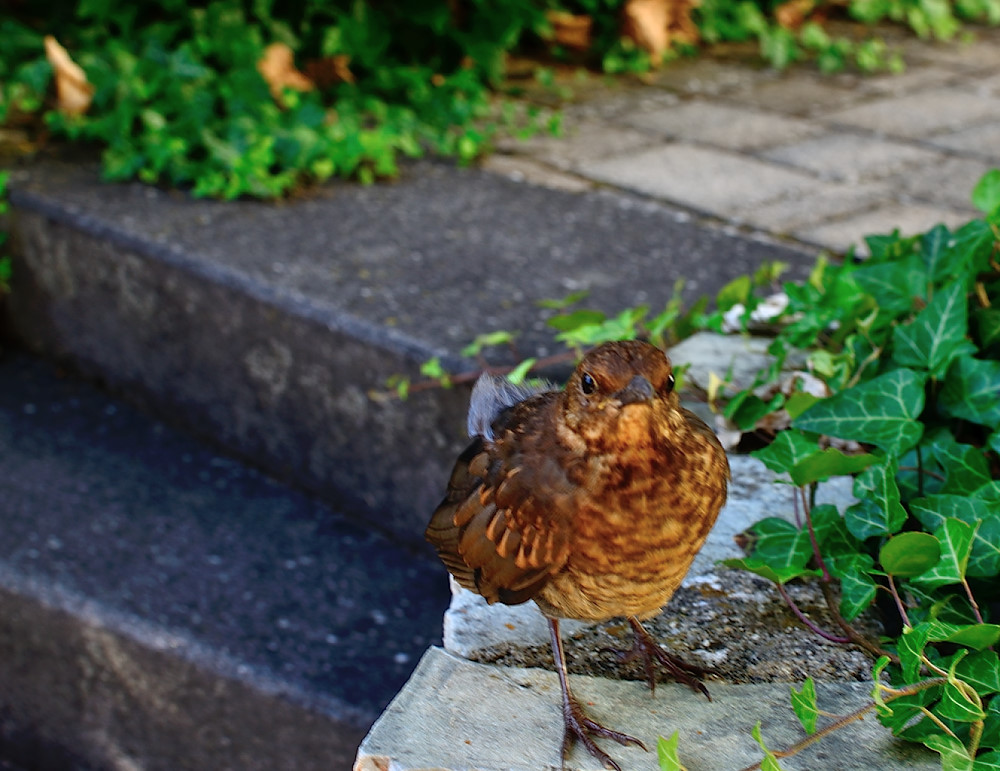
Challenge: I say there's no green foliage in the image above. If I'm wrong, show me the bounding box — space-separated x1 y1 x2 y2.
717 168 1000 768
0 169 9 297
1 0 551 198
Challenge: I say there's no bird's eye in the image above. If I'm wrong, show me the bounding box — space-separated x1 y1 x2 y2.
664 374 676 393
580 372 597 395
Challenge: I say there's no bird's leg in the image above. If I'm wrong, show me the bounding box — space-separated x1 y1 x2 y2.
548 618 646 771
615 616 712 700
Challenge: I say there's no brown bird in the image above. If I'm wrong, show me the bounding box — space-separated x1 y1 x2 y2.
426 340 730 770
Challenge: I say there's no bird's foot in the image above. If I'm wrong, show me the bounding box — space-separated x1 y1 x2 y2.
561 694 646 771
607 617 714 700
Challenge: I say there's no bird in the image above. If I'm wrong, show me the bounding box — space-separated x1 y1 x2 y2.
425 339 730 770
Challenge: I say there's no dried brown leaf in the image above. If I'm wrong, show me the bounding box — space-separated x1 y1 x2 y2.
622 0 700 64
44 35 94 116
775 0 815 30
304 55 355 89
545 10 593 51
257 42 314 102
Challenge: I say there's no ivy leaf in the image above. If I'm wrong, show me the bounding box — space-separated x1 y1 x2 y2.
940 355 1000 430
721 557 821 585
892 279 976 377
747 518 812 569
955 650 1000 697
793 368 926 456
844 457 906 539
929 431 993 495
898 624 932 682
880 532 941 577
505 357 536 385
972 168 1000 216
838 566 878 621
937 681 986 723
852 253 927 314
974 751 1000 770
983 701 1000 752
725 391 785 432
752 430 819 475
910 496 1000 577
750 722 786 771
790 678 818 735
922 733 975 771
974 307 1000 350
789 448 877 486
656 732 686 771
911 519 978 589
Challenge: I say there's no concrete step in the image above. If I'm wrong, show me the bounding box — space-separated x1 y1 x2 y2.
0 350 449 769
3 158 813 547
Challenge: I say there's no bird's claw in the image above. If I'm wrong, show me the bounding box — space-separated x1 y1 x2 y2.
561 694 646 771
614 618 714 699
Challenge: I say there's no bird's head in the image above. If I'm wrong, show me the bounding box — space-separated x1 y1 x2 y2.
560 340 678 449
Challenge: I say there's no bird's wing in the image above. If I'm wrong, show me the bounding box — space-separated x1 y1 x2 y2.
425 399 573 605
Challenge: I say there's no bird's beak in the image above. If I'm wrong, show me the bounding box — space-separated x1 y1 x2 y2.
616 375 655 406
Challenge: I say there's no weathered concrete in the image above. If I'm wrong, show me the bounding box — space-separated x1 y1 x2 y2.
354 647 939 771
4 160 812 545
0 351 449 769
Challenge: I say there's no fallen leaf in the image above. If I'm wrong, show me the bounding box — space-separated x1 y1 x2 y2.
623 0 701 64
775 0 815 30
44 35 94 116
304 54 355 89
546 10 593 51
257 42 314 102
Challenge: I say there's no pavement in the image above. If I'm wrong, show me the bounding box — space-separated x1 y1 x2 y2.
2 26 999 770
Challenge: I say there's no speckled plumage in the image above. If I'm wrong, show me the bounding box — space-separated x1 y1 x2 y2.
426 340 730 771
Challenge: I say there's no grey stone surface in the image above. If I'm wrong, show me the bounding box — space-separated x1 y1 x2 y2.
795 202 973 255
928 121 1000 159
735 179 894 235
623 101 821 150
6 161 813 545
354 647 939 771
761 133 946 183
0 351 449 768
579 144 818 215
823 88 1000 139
668 332 774 394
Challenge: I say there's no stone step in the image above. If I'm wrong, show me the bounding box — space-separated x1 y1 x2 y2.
0 351 449 769
4 158 813 547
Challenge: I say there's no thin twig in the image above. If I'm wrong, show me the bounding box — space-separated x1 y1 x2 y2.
962 576 985 625
886 574 911 629
818 580 898 663
775 583 851 644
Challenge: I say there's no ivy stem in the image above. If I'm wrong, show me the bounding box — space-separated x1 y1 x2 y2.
886 574 911 628
962 577 985 624
818 580 898 663
737 679 945 771
800 485 831 583
775 583 851 644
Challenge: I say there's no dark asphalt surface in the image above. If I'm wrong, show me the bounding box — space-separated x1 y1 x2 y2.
0 349 449 722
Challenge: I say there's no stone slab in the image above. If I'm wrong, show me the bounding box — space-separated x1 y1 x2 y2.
354 647 939 771
761 132 947 183
927 121 1000 160
578 144 819 216
890 155 991 212
822 88 1000 139
733 179 894 235
795 203 975 254
6 160 813 544
623 101 822 151
0 350 450 768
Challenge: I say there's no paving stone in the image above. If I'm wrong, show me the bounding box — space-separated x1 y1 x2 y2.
854 64 961 96
479 154 594 192
889 155 991 212
927 121 1000 161
578 144 819 215
732 179 895 235
822 88 1000 139
795 202 973 254
901 29 1000 69
354 647 940 771
497 118 661 172
624 101 822 151
957 70 1000 96
761 132 947 182
648 57 770 96
724 71 863 116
